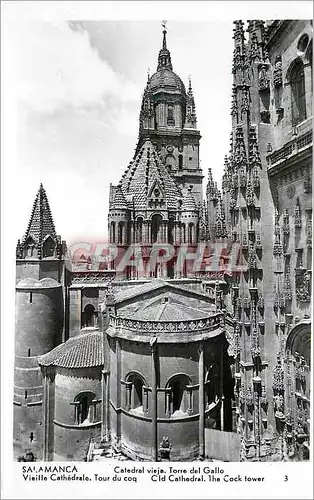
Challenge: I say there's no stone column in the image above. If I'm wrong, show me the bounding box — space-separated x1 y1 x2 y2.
151 338 158 461
198 341 205 459
116 338 122 449
42 367 55 461
220 340 225 431
101 369 110 442
192 223 196 245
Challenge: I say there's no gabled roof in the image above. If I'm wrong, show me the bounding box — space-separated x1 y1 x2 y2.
113 279 215 306
38 329 103 369
22 184 57 244
119 139 181 211
123 295 212 322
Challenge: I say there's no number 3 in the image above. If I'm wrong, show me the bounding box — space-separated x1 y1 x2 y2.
284 475 289 482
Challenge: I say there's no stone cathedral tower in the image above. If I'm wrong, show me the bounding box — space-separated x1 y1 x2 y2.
137 26 203 203
14 184 65 460
208 20 312 462
108 26 209 279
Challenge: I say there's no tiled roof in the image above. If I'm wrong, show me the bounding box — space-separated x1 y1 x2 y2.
148 69 185 93
38 329 103 369
114 280 166 304
120 139 181 211
22 184 57 244
181 187 197 211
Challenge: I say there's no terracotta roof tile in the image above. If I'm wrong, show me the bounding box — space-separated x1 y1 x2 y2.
38 329 103 369
23 184 57 244
111 184 128 210
125 296 212 321
120 140 181 211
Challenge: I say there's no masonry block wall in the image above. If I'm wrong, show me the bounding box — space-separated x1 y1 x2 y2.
14 278 63 460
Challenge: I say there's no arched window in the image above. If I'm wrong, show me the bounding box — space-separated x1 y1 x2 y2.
111 221 116 243
151 214 162 243
124 372 147 413
118 222 124 245
178 154 183 170
82 304 97 328
43 236 55 258
72 391 97 425
165 374 192 417
136 217 143 243
167 105 175 126
24 237 36 258
290 60 306 125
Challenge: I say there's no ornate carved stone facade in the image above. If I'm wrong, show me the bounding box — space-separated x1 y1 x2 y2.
208 20 312 462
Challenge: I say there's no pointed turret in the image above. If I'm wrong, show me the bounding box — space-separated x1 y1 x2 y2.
181 185 197 212
17 184 62 260
199 201 210 242
185 76 197 128
215 193 228 239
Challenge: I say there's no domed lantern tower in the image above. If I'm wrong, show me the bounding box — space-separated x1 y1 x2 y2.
137 23 203 205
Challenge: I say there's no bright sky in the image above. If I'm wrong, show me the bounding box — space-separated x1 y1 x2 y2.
4 17 235 244
2 2 311 247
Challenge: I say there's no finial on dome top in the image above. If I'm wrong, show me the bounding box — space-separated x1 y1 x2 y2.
162 20 167 49
157 20 172 71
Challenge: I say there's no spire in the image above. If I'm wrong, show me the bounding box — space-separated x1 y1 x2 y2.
215 192 228 239
23 184 57 243
162 20 167 49
157 20 173 71
199 201 210 242
18 184 61 260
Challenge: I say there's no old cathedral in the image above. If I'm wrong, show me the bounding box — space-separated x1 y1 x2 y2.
14 20 312 463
